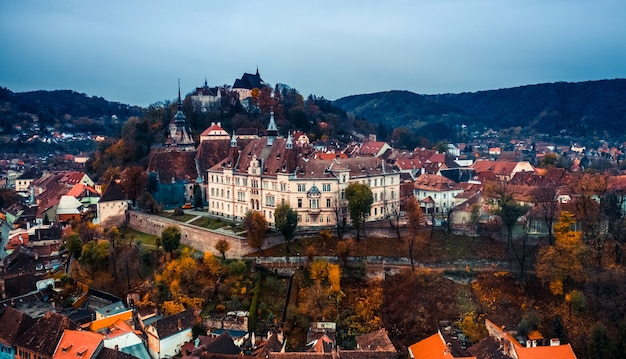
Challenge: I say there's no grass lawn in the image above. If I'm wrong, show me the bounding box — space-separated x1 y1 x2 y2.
190 216 243 231
159 212 197 223
119 227 160 247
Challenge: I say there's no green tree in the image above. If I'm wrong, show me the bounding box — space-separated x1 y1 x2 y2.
243 210 268 253
193 183 203 210
0 188 20 209
274 203 298 253
161 225 181 257
65 232 83 260
589 322 614 359
215 239 230 260
345 183 373 241
79 240 110 279
488 182 529 250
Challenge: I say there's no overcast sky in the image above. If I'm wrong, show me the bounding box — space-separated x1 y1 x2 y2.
1 0 625 107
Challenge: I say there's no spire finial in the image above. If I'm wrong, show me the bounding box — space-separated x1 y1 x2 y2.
204 77 208 88
178 79 181 103
256 66 259 76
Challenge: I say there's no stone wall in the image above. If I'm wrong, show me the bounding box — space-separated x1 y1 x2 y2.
127 211 285 258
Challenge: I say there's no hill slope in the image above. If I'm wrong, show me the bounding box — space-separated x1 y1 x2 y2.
334 79 626 139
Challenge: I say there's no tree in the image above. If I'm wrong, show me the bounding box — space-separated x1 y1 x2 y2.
533 183 559 245
139 191 160 214
332 198 348 240
536 211 588 295
0 188 20 209
121 165 148 206
385 198 403 241
589 322 614 359
488 181 529 251
65 232 83 260
274 203 298 253
161 225 181 257
574 173 607 272
215 239 230 260
345 183 373 241
193 183 203 210
79 240 110 279
405 196 425 272
243 210 268 253
470 204 481 236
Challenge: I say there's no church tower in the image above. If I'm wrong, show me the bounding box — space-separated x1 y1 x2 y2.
266 110 278 146
166 80 196 151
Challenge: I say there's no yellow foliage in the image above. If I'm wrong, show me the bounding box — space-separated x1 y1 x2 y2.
179 296 204 309
310 260 329 281
494 271 510 278
169 279 181 298
549 280 564 296
327 264 341 295
162 301 184 316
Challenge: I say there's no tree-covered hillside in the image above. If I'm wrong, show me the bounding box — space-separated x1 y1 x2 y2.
334 79 626 143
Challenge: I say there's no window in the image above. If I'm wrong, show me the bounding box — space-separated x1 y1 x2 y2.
391 190 395 199
298 198 303 208
374 179 378 186
310 199 319 208
341 190 345 199
322 183 331 191
374 193 377 202
326 198 331 208
265 195 275 207
280 183 287 192
342 175 346 183
263 181 269 189
374 208 377 215
298 184 307 192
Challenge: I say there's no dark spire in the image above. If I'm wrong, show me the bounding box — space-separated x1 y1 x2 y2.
204 77 208 88
256 66 259 76
177 79 183 111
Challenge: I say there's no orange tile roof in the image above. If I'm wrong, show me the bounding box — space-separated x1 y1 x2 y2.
515 343 577 359
408 333 466 359
54 329 103 359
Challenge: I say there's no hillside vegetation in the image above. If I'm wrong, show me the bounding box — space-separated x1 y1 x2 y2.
334 79 626 144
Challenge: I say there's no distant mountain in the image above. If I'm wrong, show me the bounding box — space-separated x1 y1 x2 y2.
334 79 626 140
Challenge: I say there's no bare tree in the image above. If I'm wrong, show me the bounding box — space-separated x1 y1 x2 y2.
533 183 559 245
332 198 348 240
384 198 403 241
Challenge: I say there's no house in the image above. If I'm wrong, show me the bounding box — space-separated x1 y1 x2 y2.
413 174 463 214
96 180 130 227
408 331 469 359
350 328 396 356
232 69 267 102
469 319 577 359
181 332 241 357
471 160 535 182
207 118 400 228
199 122 230 142
0 307 36 359
190 79 222 113
91 319 150 359
53 330 104 359
56 195 88 223
357 142 392 158
14 312 78 359
144 310 196 359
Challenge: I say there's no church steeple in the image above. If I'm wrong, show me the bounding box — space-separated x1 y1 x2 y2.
286 131 293 150
231 132 237 148
166 79 195 151
266 110 278 146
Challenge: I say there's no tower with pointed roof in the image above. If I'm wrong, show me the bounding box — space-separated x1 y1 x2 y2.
166 80 196 152
266 110 279 146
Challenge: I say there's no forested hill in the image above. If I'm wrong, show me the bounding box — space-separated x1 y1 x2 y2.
0 87 143 128
333 79 626 140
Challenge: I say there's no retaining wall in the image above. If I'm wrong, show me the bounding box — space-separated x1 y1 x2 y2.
127 211 284 258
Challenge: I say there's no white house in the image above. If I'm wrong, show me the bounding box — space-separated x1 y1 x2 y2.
145 310 196 359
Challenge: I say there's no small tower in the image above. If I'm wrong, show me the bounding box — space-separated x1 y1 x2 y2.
266 110 278 146
286 131 293 150
166 79 195 151
231 132 238 148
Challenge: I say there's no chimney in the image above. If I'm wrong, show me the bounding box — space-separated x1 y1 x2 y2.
177 318 182 330
550 338 560 346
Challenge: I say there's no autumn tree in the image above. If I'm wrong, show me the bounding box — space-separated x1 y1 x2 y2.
536 211 588 295
65 232 83 260
121 165 147 206
274 203 298 253
79 240 110 279
161 225 181 257
345 183 373 241
215 239 230 260
0 188 20 209
405 196 425 272
243 210 268 253
298 260 341 321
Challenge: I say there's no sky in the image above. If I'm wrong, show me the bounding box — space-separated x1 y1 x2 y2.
1 0 625 107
